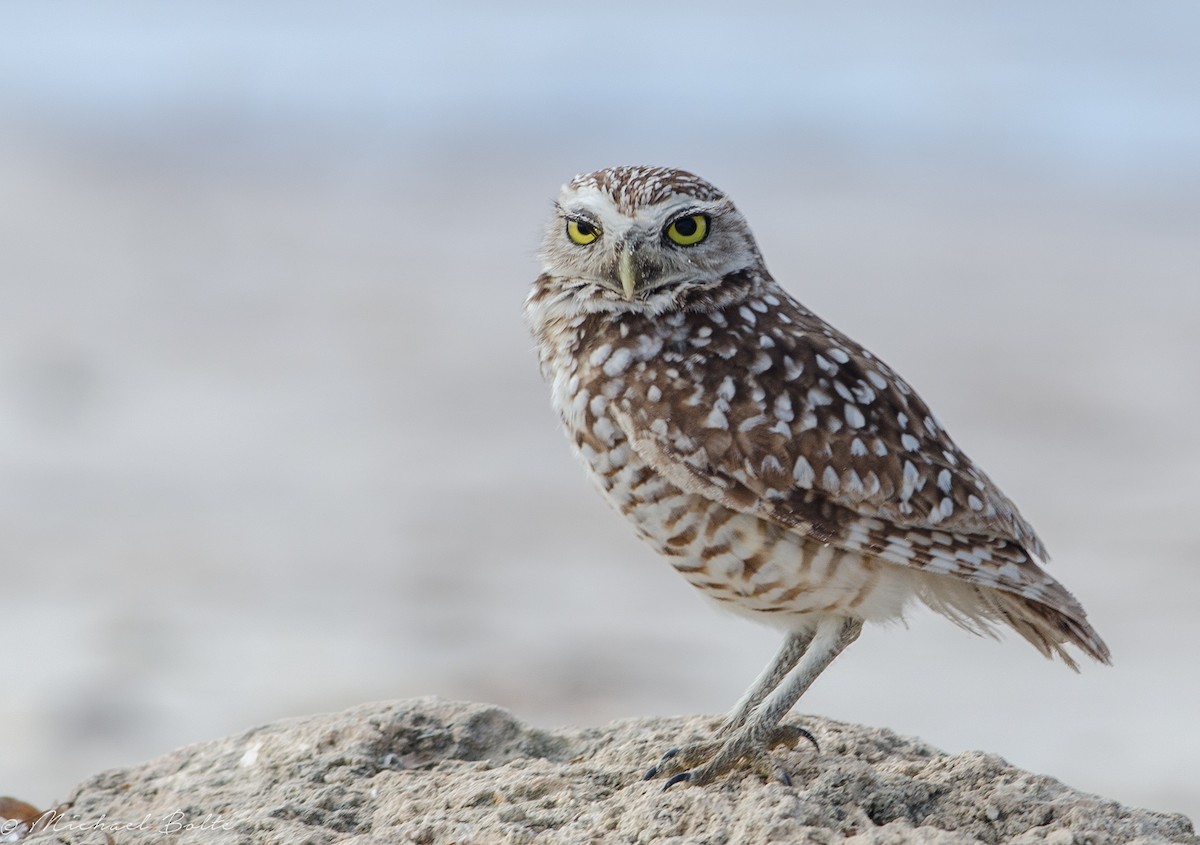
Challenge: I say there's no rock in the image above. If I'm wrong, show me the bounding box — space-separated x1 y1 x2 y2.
15 698 1196 845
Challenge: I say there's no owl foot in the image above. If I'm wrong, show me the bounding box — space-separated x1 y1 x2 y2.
643 723 817 788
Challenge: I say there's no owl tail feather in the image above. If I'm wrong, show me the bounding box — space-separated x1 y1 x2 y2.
920 578 1112 671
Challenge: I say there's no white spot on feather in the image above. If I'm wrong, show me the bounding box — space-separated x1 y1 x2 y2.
705 408 728 429
882 542 916 562
844 404 866 429
570 390 590 420
807 387 832 406
852 382 876 404
774 394 794 422
750 351 773 374
900 460 921 500
997 562 1023 583
592 416 616 445
793 456 815 488
588 344 612 367
842 469 864 496
821 465 840 492
604 348 633 376
716 376 736 401
922 554 957 574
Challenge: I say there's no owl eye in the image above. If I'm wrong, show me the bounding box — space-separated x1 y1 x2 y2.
665 214 709 246
566 219 600 245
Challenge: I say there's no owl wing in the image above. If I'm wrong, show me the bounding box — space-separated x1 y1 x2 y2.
609 298 1047 563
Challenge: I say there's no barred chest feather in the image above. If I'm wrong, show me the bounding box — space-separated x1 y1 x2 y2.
529 288 920 625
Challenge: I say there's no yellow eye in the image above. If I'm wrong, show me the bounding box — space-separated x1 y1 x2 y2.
566 219 600 245
665 214 709 246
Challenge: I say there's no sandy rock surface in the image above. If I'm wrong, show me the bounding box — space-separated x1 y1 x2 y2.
14 698 1195 845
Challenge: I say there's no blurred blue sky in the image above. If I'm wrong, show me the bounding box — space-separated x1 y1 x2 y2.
3 1 1197 192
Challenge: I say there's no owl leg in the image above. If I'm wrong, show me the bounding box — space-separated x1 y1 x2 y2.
718 628 817 736
642 629 817 781
657 616 863 788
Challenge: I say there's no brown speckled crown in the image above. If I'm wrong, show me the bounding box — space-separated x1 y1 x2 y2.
567 165 729 214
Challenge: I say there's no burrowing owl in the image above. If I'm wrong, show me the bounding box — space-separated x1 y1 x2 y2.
525 165 1110 787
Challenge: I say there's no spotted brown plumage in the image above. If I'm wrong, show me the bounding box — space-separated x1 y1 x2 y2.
526 165 1110 787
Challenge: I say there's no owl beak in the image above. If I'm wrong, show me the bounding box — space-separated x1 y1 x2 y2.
618 248 637 300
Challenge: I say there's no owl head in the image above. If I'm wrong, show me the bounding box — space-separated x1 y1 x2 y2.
537 166 764 314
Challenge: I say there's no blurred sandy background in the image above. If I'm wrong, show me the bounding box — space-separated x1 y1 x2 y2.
1 1 1197 822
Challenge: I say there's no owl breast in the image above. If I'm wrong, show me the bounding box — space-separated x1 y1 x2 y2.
534 303 913 627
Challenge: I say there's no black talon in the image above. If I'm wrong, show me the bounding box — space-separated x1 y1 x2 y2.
662 771 693 791
772 724 819 753
797 727 819 753
643 746 683 780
